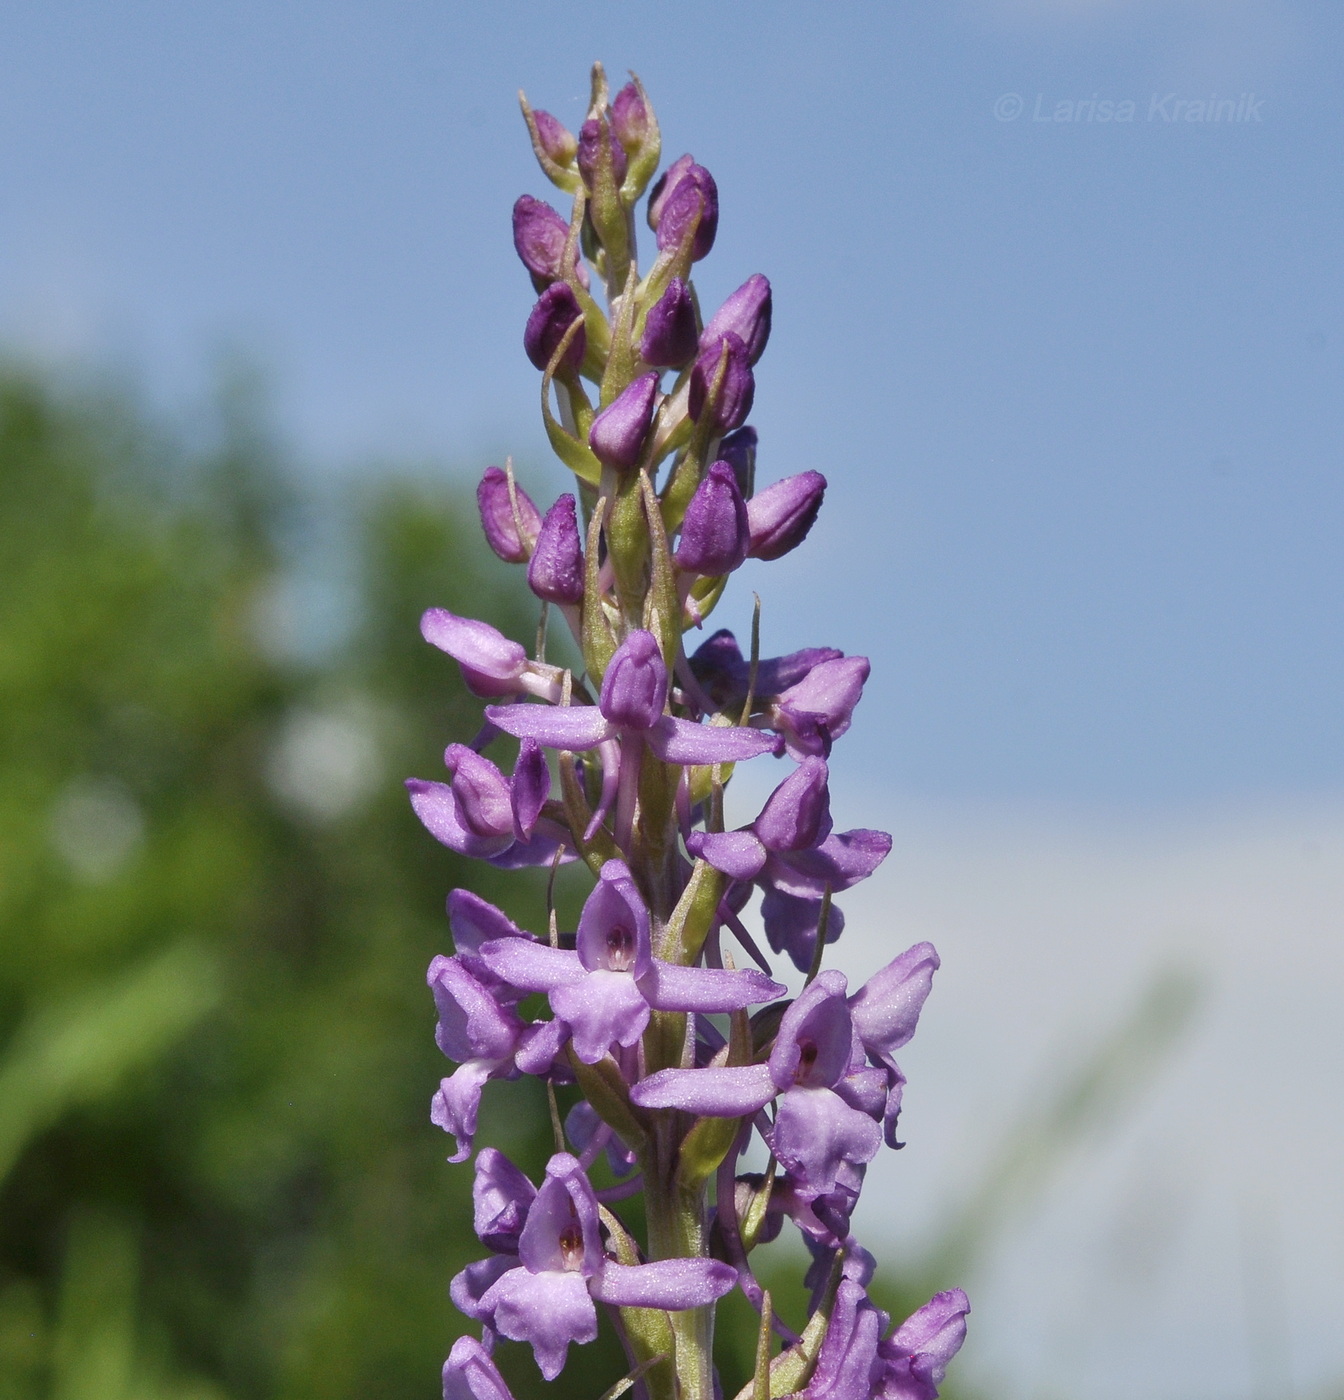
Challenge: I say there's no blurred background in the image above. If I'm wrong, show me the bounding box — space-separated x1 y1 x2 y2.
1 2 1340 1399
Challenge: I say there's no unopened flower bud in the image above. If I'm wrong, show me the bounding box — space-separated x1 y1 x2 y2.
746 471 826 561
577 116 628 191
611 82 651 153
524 283 586 374
599 630 669 729
476 466 542 563
649 155 718 261
512 195 585 292
532 109 577 167
639 278 698 368
718 426 757 497
701 274 772 366
675 461 749 576
588 372 658 470
527 495 585 605
688 333 754 433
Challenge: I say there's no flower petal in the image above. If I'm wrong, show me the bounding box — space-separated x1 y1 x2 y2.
630 1064 775 1116
641 962 785 1013
550 970 650 1064
647 716 779 764
590 1257 738 1309
406 779 513 859
479 1267 597 1381
485 703 615 751
479 939 584 992
687 828 768 880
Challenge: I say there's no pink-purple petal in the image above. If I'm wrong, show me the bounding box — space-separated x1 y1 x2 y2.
640 962 785 1013
590 1257 738 1309
630 1064 775 1116
479 939 584 992
647 716 779 764
484 703 615 751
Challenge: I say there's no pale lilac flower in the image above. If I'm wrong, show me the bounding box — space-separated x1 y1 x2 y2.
878 1290 971 1400
442 1335 516 1400
419 608 565 702
479 859 783 1063
455 1153 735 1379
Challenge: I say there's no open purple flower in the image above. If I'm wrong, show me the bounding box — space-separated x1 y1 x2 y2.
688 628 843 713
479 859 783 1063
758 654 871 759
406 738 570 869
454 1153 736 1380
485 629 779 765
427 955 568 1162
688 758 892 970
632 971 883 1195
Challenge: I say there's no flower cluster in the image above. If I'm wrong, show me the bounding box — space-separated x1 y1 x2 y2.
412 63 968 1400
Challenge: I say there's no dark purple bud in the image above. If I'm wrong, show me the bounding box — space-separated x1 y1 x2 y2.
701 274 772 366
649 155 718 261
688 332 754 433
611 82 650 153
524 282 586 374
527 495 585 605
532 109 577 167
477 466 542 564
577 116 628 190
717 426 757 496
746 470 826 561
639 277 698 368
599 630 669 730
675 461 750 576
588 372 658 470
512 195 570 288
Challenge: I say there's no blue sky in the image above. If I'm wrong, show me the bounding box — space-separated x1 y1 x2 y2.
3 0 1341 808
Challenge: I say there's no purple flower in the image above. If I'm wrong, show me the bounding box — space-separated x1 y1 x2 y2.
485 630 780 766
455 1153 736 1380
802 1277 887 1400
512 195 586 291
476 466 542 564
747 471 827 562
701 274 772 366
762 654 871 759
688 332 755 434
640 277 698 368
649 155 719 260
688 629 844 711
426 955 568 1162
565 1099 637 1177
479 860 784 1063
878 1290 971 1400
406 739 569 870
419 608 564 702
632 971 883 1195
588 372 658 471
578 116 628 191
676 460 750 576
527 494 585 605
531 110 576 168
442 1335 515 1400
689 758 892 970
524 283 586 374
447 888 535 996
